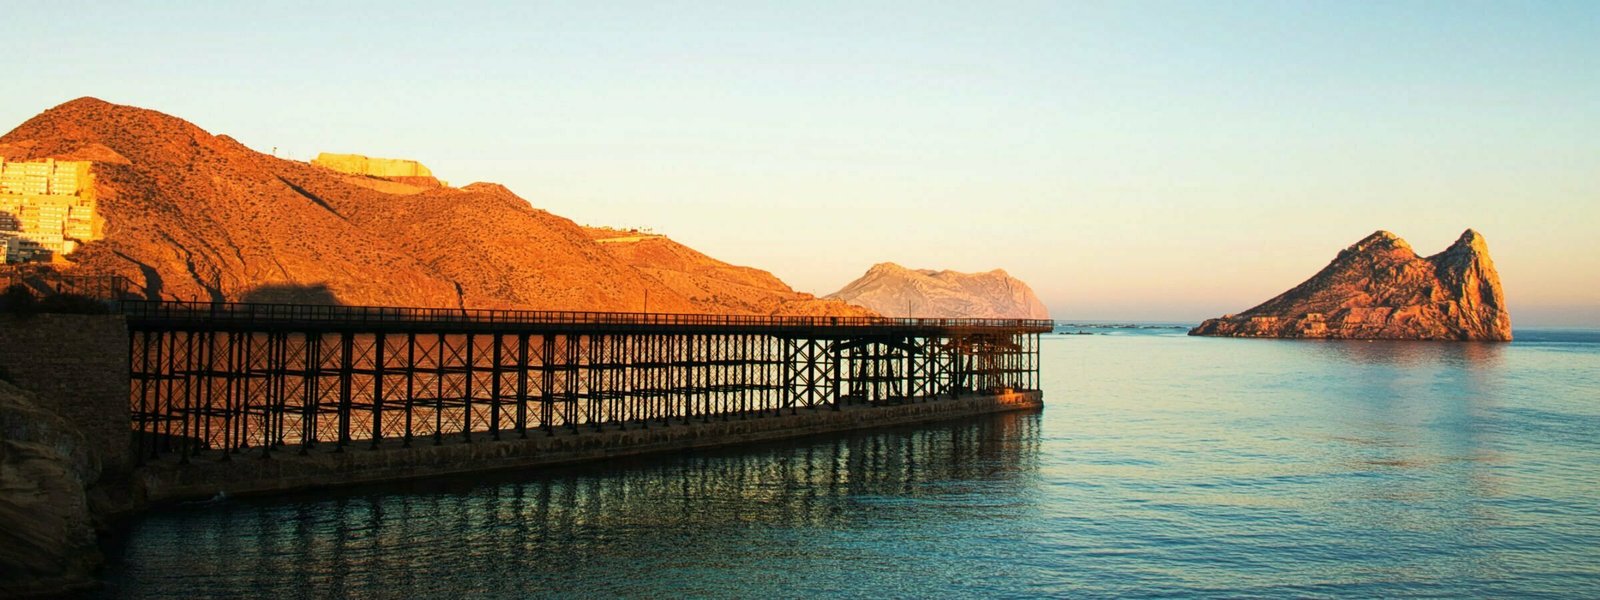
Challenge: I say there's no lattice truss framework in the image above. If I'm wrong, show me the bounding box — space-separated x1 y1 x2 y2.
129 328 1040 460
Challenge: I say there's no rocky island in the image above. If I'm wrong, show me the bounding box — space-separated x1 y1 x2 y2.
1190 229 1512 341
827 262 1049 319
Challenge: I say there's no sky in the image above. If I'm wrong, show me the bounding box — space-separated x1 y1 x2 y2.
3 1 1597 325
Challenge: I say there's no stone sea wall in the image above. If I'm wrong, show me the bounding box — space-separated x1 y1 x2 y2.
0 314 130 476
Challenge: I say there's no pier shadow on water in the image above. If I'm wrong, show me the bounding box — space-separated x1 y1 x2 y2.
98 411 1043 599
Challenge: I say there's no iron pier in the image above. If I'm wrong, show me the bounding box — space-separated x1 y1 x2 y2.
123 301 1050 462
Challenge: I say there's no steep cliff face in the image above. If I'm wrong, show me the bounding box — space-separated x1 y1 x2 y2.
1190 230 1512 341
585 228 876 317
826 263 1049 319
0 379 102 598
0 97 856 315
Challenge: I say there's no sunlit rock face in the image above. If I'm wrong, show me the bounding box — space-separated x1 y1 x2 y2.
0 97 863 316
582 227 877 317
827 262 1050 319
1190 229 1512 341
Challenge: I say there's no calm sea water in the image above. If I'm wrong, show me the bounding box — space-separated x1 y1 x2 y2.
98 328 1600 598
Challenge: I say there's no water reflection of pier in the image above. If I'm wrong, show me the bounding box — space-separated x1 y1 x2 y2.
111 411 1042 598
125 301 1049 461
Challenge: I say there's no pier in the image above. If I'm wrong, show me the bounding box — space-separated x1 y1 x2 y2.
124 301 1050 465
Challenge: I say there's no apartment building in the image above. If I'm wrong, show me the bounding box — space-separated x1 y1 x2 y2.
0 158 100 263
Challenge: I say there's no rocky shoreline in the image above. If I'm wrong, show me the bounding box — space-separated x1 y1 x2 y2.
0 312 134 598
0 380 104 597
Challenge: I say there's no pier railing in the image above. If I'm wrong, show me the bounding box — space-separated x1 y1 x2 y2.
118 299 1053 333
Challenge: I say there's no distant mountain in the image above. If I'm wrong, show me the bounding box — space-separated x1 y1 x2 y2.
1190 229 1512 341
826 263 1049 319
0 97 862 316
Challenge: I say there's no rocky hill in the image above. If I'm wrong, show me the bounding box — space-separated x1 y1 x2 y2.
584 228 876 317
0 98 862 316
1190 230 1512 341
826 263 1049 319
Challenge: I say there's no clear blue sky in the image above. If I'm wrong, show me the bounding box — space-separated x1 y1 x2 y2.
4 1 1596 325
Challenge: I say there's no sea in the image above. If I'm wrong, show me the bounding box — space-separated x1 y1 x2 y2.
96 325 1600 598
